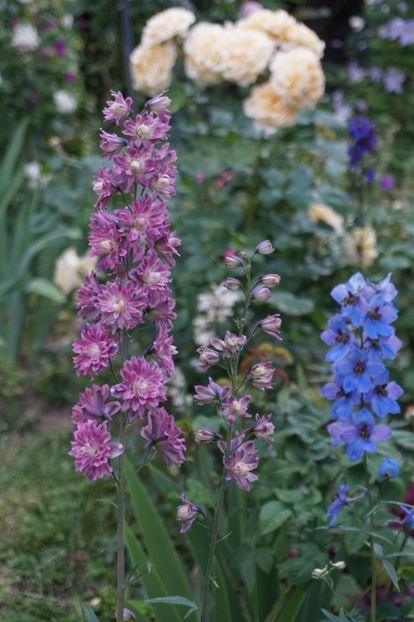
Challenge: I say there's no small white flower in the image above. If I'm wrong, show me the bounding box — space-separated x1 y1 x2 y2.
54 248 96 294
330 560 346 570
61 14 74 28
12 24 39 51
54 90 77 114
311 565 328 579
24 162 51 189
349 16 365 31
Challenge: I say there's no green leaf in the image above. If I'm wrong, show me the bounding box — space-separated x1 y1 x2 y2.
82 604 100 622
25 278 66 303
264 586 307 622
270 292 314 315
259 501 292 535
125 525 182 622
382 559 400 592
125 461 195 618
145 596 198 617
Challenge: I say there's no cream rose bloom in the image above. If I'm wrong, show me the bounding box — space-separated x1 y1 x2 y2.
279 21 325 58
183 23 225 86
270 48 325 110
130 42 176 96
343 226 378 267
142 8 196 46
218 26 275 87
238 9 296 40
308 202 344 235
243 82 298 132
54 248 96 295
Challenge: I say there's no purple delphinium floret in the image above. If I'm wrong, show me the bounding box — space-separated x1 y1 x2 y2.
111 356 166 418
222 436 259 491
141 407 186 466
73 323 118 376
69 419 123 480
72 384 121 423
220 395 251 423
176 494 200 533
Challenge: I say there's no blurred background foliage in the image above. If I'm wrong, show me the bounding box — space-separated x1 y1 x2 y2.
1 0 414 620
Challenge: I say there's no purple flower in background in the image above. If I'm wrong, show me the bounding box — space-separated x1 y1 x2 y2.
194 377 230 405
223 436 259 491
251 414 275 446
347 61 365 82
176 495 200 533
103 90 132 125
64 71 77 83
141 408 186 466
69 419 123 480
383 68 405 94
348 118 377 170
54 40 66 57
379 175 395 191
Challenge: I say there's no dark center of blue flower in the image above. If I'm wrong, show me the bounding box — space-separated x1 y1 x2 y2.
354 359 365 374
335 331 350 344
375 384 388 397
343 293 358 306
359 423 371 439
368 307 381 320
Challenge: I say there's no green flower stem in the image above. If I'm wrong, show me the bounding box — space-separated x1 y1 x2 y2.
364 454 376 622
116 412 127 622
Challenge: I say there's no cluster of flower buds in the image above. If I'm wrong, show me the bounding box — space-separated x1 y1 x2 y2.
70 91 186 480
321 273 403 465
177 242 281 532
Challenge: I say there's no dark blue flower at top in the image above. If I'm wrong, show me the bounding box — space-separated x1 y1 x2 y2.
328 408 392 461
379 458 400 479
348 117 377 170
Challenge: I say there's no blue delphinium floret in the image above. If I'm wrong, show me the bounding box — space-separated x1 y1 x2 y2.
379 458 400 480
327 484 349 527
321 272 403 463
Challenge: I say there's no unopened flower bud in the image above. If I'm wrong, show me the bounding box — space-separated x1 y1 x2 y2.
224 254 242 269
198 346 220 368
255 240 274 255
146 93 171 113
253 415 275 445
258 314 282 340
222 278 241 290
195 427 217 444
251 285 271 302
260 274 281 288
312 565 328 579
330 560 346 570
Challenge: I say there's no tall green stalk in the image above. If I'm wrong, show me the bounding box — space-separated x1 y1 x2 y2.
364 454 376 622
116 413 127 622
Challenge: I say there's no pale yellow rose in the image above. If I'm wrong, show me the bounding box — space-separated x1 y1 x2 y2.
243 82 298 132
308 203 344 235
238 9 296 40
130 42 176 96
343 226 378 267
142 8 195 46
54 248 97 295
279 21 325 58
183 23 225 86
217 25 275 87
270 47 325 110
